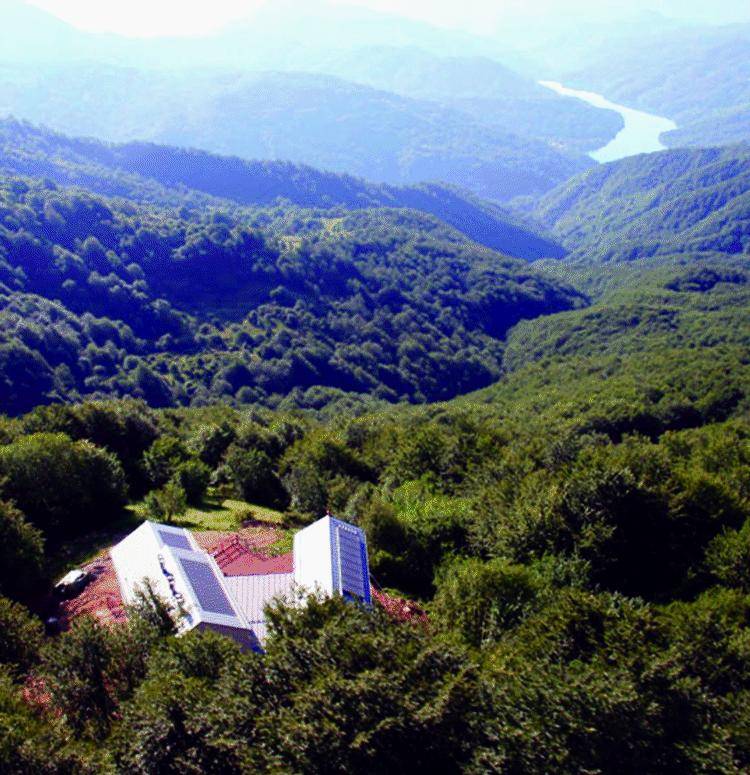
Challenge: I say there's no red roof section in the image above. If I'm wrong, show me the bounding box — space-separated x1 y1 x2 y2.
193 525 284 555
57 551 126 630
212 535 294 576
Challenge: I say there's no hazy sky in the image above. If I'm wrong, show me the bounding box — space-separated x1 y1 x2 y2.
27 0 750 37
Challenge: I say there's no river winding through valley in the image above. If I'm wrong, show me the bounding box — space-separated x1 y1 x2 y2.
539 80 678 163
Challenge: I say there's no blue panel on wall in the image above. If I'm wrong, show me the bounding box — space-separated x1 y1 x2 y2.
336 524 370 602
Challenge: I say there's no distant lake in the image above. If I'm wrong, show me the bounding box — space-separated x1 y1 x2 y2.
539 80 678 163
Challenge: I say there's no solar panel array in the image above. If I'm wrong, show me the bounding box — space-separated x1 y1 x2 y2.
336 525 367 600
159 530 192 551
179 558 236 617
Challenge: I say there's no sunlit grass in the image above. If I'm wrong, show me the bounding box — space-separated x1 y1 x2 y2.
53 495 289 577
129 494 286 533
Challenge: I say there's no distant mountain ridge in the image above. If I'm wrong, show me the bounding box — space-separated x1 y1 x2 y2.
566 24 750 147
2 0 508 69
307 46 623 154
0 117 565 260
0 63 592 203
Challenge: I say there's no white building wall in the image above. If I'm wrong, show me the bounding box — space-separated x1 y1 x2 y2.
110 522 174 607
293 516 336 596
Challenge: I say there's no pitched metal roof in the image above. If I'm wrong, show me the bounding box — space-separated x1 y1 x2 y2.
224 572 296 643
110 521 253 638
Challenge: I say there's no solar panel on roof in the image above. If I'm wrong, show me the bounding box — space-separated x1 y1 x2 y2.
179 558 236 617
336 525 367 599
159 530 192 551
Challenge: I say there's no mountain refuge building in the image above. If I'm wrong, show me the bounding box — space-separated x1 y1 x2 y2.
110 515 371 650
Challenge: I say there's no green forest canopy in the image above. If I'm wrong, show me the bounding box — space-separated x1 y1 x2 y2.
0 120 749 770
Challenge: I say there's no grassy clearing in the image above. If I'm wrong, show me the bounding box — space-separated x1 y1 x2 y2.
129 495 286 533
267 530 294 555
52 495 290 578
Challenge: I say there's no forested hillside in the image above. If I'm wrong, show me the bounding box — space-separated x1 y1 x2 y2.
0 118 564 260
1 139 750 773
528 145 750 262
0 172 582 414
3 1 750 772
1 251 749 769
506 255 750 369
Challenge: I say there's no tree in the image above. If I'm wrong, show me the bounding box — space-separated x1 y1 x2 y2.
42 598 176 742
433 558 541 648
0 433 127 537
0 500 45 601
144 481 188 525
0 596 44 674
111 631 244 774
113 596 483 774
706 519 750 591
131 364 174 408
0 341 56 416
281 463 327 518
188 422 236 469
224 446 278 506
142 436 190 489
174 460 211 505
41 617 120 740
22 401 160 498
0 666 106 774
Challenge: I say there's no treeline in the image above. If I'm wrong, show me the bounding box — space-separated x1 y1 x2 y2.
0 173 582 414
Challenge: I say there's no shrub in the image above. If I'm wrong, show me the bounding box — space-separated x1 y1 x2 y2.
144 481 188 525
0 433 127 537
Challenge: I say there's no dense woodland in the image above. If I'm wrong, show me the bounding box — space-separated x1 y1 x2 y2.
528 144 750 263
0 100 749 772
0 163 582 414
1 293 749 770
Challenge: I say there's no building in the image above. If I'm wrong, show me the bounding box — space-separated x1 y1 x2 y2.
110 515 371 649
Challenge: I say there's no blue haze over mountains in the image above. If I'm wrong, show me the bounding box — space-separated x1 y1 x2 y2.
2 0 750 197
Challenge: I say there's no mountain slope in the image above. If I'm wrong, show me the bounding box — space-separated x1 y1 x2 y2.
311 47 623 154
504 256 750 372
0 118 565 260
0 172 584 414
529 145 750 262
0 64 592 203
4 0 509 70
567 24 750 147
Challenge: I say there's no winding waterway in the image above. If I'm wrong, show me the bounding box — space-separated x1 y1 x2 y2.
539 80 678 163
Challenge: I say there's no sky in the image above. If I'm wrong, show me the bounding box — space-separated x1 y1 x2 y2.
26 0 750 38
